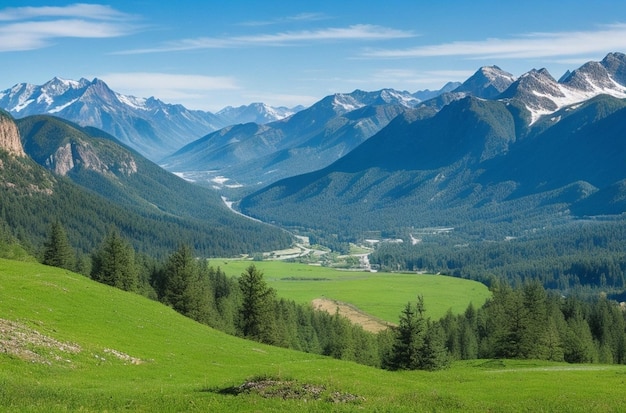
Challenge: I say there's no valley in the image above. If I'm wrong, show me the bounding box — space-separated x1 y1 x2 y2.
1 43 626 411
2 53 625 296
213 259 491 322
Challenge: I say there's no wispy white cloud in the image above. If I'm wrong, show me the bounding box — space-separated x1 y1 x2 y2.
98 72 241 111
236 24 413 43
239 12 330 27
363 23 626 60
0 3 133 21
0 3 139 52
100 72 240 94
335 69 474 91
374 68 473 81
117 24 416 54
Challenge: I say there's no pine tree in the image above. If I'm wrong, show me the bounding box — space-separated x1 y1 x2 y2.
460 302 479 359
420 321 450 370
207 266 239 333
160 245 213 324
563 307 597 363
90 228 138 292
238 264 277 344
522 281 550 359
324 310 356 361
387 296 426 370
42 221 74 270
297 305 322 354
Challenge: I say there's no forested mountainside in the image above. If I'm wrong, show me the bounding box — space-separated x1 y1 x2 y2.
162 54 626 198
239 89 626 242
0 113 291 258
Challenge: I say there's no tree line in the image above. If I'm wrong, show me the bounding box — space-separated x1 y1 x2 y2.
370 220 626 293
35 222 626 371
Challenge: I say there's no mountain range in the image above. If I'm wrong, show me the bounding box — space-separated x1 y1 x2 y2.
238 53 626 240
160 54 626 194
1 53 625 248
160 88 445 190
0 77 461 179
0 77 301 161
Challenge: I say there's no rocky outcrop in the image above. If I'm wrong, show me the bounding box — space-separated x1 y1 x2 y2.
44 141 138 177
0 112 25 157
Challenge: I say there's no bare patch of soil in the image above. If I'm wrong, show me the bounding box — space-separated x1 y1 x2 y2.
312 298 393 333
0 318 81 364
103 348 143 365
0 318 144 366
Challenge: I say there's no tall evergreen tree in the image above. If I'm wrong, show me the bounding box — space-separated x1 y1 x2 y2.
42 221 74 270
160 245 213 324
420 321 450 370
460 302 479 359
387 296 427 370
324 310 356 361
207 266 239 333
237 264 277 344
522 281 550 359
90 228 138 292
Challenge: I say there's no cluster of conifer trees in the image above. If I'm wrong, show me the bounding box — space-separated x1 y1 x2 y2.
35 222 626 371
438 281 626 364
370 221 626 292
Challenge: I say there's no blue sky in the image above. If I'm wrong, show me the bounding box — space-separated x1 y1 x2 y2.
2 1 626 111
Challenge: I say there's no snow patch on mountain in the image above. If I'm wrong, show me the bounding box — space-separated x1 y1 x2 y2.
48 98 79 114
216 102 301 125
502 53 626 125
0 77 232 160
13 98 34 113
115 93 147 111
453 65 516 99
379 89 421 106
526 74 626 124
332 94 364 113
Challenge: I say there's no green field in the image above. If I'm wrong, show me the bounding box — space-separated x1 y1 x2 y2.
1 259 626 412
215 260 491 322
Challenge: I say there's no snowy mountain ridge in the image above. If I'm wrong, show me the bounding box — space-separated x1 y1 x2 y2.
2 53 626 163
216 102 299 125
0 77 301 160
500 52 626 124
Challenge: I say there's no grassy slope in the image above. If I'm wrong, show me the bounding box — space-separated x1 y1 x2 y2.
215 260 491 322
1 258 625 412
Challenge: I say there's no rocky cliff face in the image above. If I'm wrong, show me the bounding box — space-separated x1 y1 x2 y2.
0 112 25 157
44 141 138 177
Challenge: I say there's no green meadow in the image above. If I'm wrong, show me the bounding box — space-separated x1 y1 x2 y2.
1 258 626 412
215 260 491 322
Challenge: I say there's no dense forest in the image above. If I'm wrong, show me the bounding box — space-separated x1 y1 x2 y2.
0 150 292 259
370 220 626 294
17 221 626 372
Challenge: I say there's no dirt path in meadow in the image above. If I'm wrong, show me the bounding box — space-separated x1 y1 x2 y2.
311 298 393 333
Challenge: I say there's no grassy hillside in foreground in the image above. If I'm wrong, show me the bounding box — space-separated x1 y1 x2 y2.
1 258 626 412
215 260 491 322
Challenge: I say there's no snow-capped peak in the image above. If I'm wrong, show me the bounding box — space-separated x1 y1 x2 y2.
332 93 364 113
216 102 300 124
115 93 148 111
501 54 626 124
453 65 516 99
